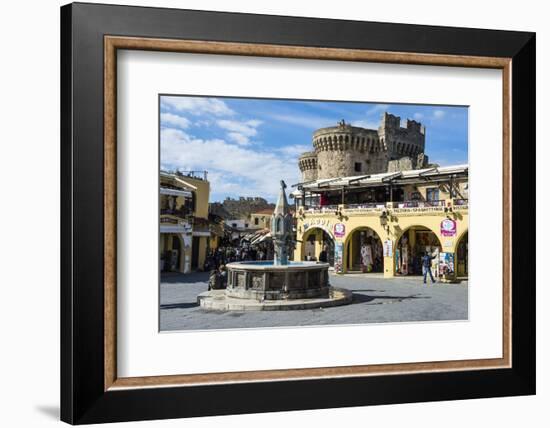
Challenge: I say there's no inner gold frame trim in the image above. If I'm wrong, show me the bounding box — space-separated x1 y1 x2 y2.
104 36 512 391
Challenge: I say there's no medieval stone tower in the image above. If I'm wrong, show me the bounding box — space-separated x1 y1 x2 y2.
298 112 428 182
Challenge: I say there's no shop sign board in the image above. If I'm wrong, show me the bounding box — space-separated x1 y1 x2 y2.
439 252 455 276
440 218 457 237
333 242 344 273
383 240 393 257
303 218 334 238
443 239 454 248
333 223 345 238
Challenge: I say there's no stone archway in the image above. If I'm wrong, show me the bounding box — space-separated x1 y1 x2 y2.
394 225 442 276
301 227 335 266
345 226 384 273
455 230 468 277
162 233 185 273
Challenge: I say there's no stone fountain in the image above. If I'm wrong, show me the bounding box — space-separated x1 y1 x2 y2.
197 181 352 311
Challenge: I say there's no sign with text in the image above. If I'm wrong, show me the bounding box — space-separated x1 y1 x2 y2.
333 242 344 273
439 252 455 276
333 223 346 238
383 240 393 257
440 218 457 237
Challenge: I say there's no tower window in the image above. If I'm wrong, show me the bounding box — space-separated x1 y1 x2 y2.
354 162 362 172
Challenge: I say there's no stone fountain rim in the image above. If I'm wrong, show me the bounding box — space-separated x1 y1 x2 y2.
225 261 330 271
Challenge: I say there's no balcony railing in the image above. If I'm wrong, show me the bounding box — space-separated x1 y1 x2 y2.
393 200 446 208
344 202 386 211
453 198 469 208
160 207 192 218
299 198 468 217
302 204 339 213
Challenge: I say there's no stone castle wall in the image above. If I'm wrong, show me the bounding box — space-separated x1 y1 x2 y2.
298 151 318 182
298 113 426 181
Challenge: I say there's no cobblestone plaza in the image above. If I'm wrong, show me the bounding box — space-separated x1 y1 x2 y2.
160 272 468 331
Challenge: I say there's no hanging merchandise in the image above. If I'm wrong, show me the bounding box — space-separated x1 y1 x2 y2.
439 252 455 276
395 247 401 274
333 242 344 274
365 242 373 272
401 246 409 275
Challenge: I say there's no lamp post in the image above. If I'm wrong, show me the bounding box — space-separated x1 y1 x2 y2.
379 210 390 234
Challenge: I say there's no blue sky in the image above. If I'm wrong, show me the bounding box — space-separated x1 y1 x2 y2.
160 95 468 203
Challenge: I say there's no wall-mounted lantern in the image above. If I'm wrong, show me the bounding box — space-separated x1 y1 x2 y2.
379 210 390 233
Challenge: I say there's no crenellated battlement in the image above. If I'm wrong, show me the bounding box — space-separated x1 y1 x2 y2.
298 151 318 181
312 126 382 153
298 152 317 170
298 113 427 181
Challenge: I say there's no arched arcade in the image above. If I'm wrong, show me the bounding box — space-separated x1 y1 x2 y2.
301 227 335 266
345 226 384 273
394 225 442 276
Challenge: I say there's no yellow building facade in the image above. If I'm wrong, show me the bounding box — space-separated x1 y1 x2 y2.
160 171 211 273
293 165 469 280
249 209 273 230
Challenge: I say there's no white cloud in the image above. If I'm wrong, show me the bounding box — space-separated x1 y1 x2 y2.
216 119 263 146
433 109 446 119
366 104 389 116
160 112 190 129
161 128 302 201
195 119 213 127
276 144 312 157
227 132 251 146
270 113 333 130
217 119 262 137
161 96 235 116
352 119 379 130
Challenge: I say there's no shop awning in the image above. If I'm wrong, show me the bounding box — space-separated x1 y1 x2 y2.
160 224 191 234
160 187 193 198
294 163 468 192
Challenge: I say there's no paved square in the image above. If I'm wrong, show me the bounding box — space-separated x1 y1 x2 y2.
160 272 468 331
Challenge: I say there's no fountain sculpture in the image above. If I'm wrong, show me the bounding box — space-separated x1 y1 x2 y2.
197 181 352 310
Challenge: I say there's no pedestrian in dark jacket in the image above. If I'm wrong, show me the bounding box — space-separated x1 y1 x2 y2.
422 252 437 284
319 246 328 263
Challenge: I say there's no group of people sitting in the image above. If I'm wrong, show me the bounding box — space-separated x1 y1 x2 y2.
208 265 228 290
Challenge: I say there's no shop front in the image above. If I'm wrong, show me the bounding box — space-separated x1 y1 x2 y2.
302 227 335 266
345 227 383 273
160 233 187 273
394 226 442 277
160 222 193 274
456 231 468 277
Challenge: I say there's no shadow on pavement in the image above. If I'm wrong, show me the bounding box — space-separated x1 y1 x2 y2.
161 271 210 284
352 293 430 305
160 302 199 310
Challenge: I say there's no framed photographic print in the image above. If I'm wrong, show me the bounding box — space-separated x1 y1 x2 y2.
60 2 536 424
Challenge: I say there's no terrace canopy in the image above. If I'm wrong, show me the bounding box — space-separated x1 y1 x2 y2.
292 164 468 193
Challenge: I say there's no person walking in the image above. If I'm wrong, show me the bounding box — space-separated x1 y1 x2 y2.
422 251 437 284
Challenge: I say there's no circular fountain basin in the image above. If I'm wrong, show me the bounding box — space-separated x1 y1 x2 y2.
225 261 330 300
197 261 352 311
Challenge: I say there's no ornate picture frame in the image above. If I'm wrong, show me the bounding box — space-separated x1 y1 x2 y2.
61 2 535 424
